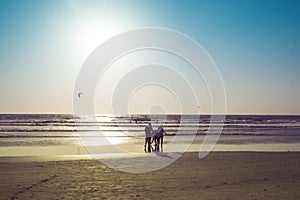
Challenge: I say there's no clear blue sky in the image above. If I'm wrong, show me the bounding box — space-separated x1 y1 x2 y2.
0 0 299 114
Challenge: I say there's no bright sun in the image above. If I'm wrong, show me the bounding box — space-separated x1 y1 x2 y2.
75 19 121 58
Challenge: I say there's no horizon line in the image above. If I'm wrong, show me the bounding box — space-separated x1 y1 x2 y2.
0 112 299 116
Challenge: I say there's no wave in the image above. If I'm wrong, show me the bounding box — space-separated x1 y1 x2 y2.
0 114 299 136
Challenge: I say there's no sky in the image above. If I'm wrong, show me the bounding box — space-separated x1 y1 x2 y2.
0 0 299 114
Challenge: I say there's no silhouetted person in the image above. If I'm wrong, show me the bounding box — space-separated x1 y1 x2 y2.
144 122 153 152
152 125 166 152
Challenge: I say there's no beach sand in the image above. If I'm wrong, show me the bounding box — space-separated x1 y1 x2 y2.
1 152 299 200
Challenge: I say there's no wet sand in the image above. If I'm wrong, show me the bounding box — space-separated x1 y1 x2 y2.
0 152 300 199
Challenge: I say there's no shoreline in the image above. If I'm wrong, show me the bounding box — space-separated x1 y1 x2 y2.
1 142 300 161
1 150 300 163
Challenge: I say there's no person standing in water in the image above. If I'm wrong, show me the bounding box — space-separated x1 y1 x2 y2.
144 122 153 153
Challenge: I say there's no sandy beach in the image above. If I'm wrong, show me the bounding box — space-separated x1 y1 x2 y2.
1 152 299 200
1 0 300 199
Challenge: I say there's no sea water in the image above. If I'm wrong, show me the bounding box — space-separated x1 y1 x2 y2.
0 114 300 157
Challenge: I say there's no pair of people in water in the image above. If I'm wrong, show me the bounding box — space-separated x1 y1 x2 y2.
144 123 166 153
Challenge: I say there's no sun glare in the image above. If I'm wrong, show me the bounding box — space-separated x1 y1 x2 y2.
75 19 121 58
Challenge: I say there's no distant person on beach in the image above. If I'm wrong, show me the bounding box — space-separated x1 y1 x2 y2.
152 125 167 152
144 122 153 152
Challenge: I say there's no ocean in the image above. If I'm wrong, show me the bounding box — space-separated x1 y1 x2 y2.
0 114 300 157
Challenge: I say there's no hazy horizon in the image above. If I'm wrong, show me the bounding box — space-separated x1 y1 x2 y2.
1 112 300 116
